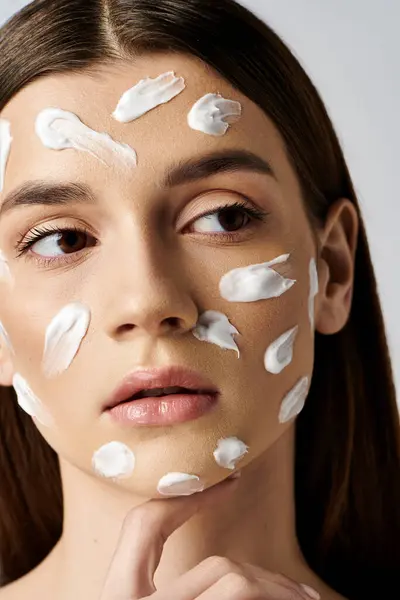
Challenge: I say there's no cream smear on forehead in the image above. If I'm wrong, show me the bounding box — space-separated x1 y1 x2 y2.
157 472 204 496
112 71 186 123
0 118 12 193
192 310 240 357
309 257 319 330
264 325 298 375
12 373 53 426
92 441 135 479
279 375 309 423
0 249 13 285
35 108 137 167
187 93 242 136
219 253 296 302
42 302 91 378
0 320 14 353
213 437 249 470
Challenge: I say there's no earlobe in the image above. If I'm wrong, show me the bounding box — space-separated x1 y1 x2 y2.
314 198 359 335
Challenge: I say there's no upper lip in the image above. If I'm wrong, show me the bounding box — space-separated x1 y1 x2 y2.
104 365 219 411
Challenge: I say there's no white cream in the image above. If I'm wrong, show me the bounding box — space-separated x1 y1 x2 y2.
309 257 319 330
12 373 52 426
279 375 309 423
92 441 135 479
35 108 137 167
213 437 249 470
0 248 13 285
219 253 296 302
187 93 242 136
264 325 298 374
192 310 240 357
0 118 12 193
112 71 186 123
157 472 204 496
42 302 91 377
0 319 14 354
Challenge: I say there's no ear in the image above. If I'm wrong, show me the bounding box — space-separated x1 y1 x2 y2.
315 198 359 335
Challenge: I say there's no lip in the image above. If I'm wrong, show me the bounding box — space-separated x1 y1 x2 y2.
103 365 220 412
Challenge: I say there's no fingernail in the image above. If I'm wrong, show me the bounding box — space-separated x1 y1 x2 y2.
300 583 321 599
227 470 241 480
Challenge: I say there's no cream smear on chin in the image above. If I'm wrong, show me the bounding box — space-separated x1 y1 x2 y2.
0 249 13 285
0 118 12 193
213 437 249 470
92 441 135 479
112 71 186 123
42 302 91 378
188 93 242 136
0 320 14 354
309 257 319 330
35 108 137 167
192 310 240 357
157 472 205 496
279 375 309 423
264 325 298 375
219 253 296 302
12 373 53 426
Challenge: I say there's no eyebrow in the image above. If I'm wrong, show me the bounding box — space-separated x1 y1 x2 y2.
0 149 277 217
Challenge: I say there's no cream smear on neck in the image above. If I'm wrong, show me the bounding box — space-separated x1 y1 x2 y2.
264 325 298 374
42 302 91 377
192 310 240 357
112 71 186 123
213 437 249 469
278 375 309 423
92 441 135 479
308 257 319 330
0 248 13 285
187 93 242 136
35 108 137 167
12 373 52 426
219 253 296 302
157 472 204 496
0 118 12 193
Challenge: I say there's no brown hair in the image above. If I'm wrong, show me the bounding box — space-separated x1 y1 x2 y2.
0 0 399 596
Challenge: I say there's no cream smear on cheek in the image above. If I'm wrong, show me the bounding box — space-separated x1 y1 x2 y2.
92 441 135 479
0 248 13 285
157 472 205 496
213 437 249 470
279 376 309 423
187 93 242 136
308 257 319 330
112 71 186 123
12 373 53 426
42 302 91 378
35 108 137 167
0 118 12 193
0 320 14 353
192 310 240 357
219 253 296 302
264 325 298 375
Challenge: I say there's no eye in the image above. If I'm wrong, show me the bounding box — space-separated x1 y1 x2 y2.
16 225 96 259
187 201 268 235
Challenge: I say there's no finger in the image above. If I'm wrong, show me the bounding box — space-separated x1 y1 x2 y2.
194 571 307 599
99 476 239 600
243 564 321 600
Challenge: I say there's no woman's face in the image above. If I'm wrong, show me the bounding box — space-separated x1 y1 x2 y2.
0 53 317 497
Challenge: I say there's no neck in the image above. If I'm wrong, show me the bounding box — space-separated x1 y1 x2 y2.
32 427 328 599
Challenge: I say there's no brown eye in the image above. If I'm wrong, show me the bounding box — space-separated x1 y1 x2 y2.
191 206 251 234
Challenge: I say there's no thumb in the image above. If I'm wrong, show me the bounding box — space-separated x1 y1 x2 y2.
100 475 239 600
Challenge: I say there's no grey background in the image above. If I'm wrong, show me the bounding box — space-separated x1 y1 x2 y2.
1 0 400 396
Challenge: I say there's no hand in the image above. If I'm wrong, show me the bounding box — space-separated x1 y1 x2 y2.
99 476 320 600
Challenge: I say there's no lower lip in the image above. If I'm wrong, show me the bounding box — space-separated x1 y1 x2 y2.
107 393 218 426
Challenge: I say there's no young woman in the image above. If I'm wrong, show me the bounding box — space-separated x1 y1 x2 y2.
0 1 399 599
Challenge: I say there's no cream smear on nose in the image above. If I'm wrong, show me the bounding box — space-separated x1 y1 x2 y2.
35 108 137 167
42 302 91 378
0 249 13 285
92 441 136 479
157 472 205 496
0 118 12 193
112 71 186 123
219 253 296 302
264 325 298 375
12 373 53 426
192 310 240 357
0 320 14 354
213 437 249 470
188 93 242 136
308 257 319 330
279 375 309 423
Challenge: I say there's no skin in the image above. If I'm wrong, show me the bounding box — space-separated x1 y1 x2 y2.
0 53 358 599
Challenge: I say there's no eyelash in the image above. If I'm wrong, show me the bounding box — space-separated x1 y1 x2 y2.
15 200 269 267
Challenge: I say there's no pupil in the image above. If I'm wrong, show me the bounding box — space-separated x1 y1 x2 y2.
219 209 247 231
59 231 86 253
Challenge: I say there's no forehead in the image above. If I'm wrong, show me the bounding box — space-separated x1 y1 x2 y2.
0 52 290 192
